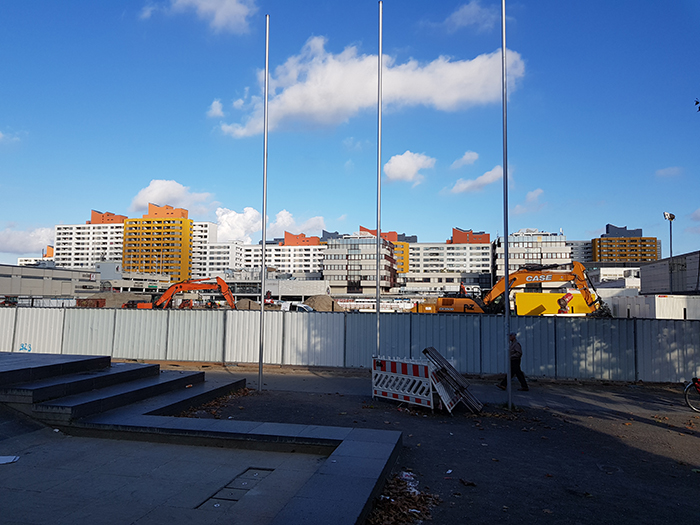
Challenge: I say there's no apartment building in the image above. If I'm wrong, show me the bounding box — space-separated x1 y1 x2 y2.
408 228 491 274
591 224 660 263
566 240 593 263
322 232 397 294
122 204 193 282
191 241 243 279
240 232 325 274
494 228 571 277
358 227 416 274
53 210 126 269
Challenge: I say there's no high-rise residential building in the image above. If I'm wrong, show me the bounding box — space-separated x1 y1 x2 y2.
122 204 193 282
192 241 243 279
408 228 491 274
357 226 416 274
393 241 409 273
591 224 660 263
239 232 326 274
322 231 397 294
566 240 593 263
494 228 571 277
53 210 127 269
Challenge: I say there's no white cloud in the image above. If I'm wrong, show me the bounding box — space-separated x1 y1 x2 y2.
444 1 500 33
384 150 435 186
450 150 479 169
342 137 363 151
525 188 543 202
139 4 159 19
215 207 325 243
513 188 545 215
691 208 700 221
267 210 325 239
170 0 257 34
216 206 261 243
0 227 53 255
0 130 19 143
656 166 683 177
207 99 224 118
450 165 502 193
130 180 213 215
221 36 525 138
344 159 354 171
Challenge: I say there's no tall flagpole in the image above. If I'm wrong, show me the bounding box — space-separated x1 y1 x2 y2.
258 14 270 392
375 1 383 357
500 0 512 409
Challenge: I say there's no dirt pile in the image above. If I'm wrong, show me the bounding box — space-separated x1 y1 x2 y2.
235 299 282 311
304 295 343 312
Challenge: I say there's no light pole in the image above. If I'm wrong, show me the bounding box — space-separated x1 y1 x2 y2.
663 212 675 293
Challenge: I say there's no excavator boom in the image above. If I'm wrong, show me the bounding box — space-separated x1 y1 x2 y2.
152 277 236 309
436 262 606 316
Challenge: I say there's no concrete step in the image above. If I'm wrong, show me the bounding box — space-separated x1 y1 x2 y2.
0 353 111 386
32 370 205 423
75 376 247 427
0 362 160 404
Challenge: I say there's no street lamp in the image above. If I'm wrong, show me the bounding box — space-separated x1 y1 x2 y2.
663 212 675 293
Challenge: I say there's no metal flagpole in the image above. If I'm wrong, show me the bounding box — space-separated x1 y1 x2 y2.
500 0 512 409
258 14 270 393
375 1 383 357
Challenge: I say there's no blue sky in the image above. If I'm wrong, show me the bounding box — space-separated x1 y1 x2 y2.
1 0 699 264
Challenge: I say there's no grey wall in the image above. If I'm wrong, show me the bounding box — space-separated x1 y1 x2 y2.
1 308 698 383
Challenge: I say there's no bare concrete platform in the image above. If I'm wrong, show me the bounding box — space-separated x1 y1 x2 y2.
0 353 402 524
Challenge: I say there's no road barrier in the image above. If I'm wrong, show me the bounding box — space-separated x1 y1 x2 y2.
372 356 433 409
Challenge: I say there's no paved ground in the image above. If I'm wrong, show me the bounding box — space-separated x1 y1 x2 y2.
184 365 700 524
0 405 326 525
2 362 699 524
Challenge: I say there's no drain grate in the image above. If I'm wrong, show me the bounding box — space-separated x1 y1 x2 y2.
198 468 274 510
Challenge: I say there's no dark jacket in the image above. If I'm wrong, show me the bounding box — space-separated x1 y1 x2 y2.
509 339 522 360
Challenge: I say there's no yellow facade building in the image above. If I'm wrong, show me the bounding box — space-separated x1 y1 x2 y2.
393 241 409 273
122 204 193 282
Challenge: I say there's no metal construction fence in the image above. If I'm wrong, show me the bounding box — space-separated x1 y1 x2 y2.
1 308 698 383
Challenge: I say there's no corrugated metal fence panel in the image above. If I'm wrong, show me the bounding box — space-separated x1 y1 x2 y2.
480 315 506 374
13 308 65 354
556 318 635 380
410 314 481 374
511 316 556 378
63 309 116 356
345 313 377 368
283 312 344 367
378 313 412 360
225 310 283 365
113 310 168 360
636 320 700 382
166 311 224 362
0 309 17 351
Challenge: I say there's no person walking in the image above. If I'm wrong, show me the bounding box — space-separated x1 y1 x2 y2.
498 332 529 391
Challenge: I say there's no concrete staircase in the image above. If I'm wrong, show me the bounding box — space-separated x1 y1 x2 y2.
0 353 243 425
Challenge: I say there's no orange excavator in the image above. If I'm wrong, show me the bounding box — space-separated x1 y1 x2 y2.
436 261 609 316
122 277 236 309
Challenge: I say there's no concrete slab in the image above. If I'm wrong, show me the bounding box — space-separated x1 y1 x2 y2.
0 357 403 525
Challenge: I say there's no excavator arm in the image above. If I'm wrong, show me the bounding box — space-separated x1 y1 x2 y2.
482 261 603 314
153 278 236 309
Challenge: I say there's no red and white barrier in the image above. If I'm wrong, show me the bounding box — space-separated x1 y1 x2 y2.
372 356 433 409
